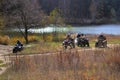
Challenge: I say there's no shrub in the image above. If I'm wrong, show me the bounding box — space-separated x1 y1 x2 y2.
43 33 53 42
10 37 24 45
0 35 10 45
28 35 39 43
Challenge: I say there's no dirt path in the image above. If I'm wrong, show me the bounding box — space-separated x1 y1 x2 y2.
0 45 12 75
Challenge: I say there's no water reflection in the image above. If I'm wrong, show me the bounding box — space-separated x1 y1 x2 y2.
13 24 120 35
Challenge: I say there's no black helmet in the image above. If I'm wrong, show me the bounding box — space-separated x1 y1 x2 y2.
99 35 103 37
81 33 84 36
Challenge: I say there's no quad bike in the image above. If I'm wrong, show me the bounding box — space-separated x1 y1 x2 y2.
13 44 24 53
75 38 90 47
62 39 75 49
95 39 107 48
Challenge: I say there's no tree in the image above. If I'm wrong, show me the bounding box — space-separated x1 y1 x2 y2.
90 0 97 23
0 0 5 29
2 0 45 44
0 16 4 29
48 8 64 41
49 8 64 25
110 8 116 22
59 0 70 18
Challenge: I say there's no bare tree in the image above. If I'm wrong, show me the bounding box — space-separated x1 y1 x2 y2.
2 0 45 44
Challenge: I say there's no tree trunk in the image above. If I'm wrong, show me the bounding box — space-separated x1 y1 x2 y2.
25 26 29 44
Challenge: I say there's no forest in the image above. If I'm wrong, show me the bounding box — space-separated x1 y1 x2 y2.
39 0 120 24
0 0 120 26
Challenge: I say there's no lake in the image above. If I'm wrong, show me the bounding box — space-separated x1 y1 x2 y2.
12 24 120 35
16 24 120 35
69 24 120 35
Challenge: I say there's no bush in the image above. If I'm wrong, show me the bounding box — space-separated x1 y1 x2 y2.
28 36 39 43
0 35 10 45
43 33 53 42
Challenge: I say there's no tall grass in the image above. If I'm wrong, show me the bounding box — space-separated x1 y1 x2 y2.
1 45 120 80
0 31 66 45
21 42 61 55
0 35 10 45
0 30 120 45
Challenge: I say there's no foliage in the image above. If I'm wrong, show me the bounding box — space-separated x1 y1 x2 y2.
49 8 64 25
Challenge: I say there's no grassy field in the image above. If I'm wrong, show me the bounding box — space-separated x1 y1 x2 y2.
20 42 62 55
0 31 120 80
1 31 120 54
11 34 120 55
1 46 120 80
1 31 120 45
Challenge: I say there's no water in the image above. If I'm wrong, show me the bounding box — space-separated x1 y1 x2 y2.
13 24 120 35
28 27 68 33
69 24 120 35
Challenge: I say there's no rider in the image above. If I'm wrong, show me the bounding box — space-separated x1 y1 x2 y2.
63 33 75 48
97 34 107 42
16 40 23 47
76 33 86 39
65 33 73 42
81 33 89 47
76 33 81 38
95 34 107 47
76 33 89 47
13 40 23 53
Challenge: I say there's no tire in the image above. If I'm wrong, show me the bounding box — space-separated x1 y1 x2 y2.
13 48 17 53
103 41 107 48
95 42 98 47
64 45 67 49
72 43 75 48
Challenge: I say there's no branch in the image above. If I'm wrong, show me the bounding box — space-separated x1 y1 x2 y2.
28 24 40 30
17 26 25 38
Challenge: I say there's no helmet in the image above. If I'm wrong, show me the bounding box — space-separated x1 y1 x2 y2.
99 35 103 37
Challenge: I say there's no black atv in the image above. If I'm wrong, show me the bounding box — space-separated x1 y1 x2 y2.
62 39 75 49
13 44 24 53
75 38 90 47
95 39 107 48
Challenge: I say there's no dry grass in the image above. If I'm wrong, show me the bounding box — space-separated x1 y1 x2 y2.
1 33 120 80
1 45 120 80
88 34 120 44
10 35 40 45
21 42 61 55
0 35 10 45
0 32 65 45
0 33 120 45
0 35 39 45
